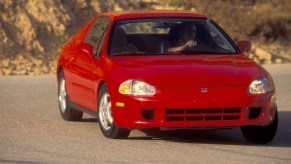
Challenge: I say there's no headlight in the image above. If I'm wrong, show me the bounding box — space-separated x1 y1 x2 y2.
119 80 155 96
249 77 274 94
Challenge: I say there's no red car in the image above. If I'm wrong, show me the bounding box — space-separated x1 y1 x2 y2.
57 11 277 143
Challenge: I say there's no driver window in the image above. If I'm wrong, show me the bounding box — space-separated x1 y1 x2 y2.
205 21 236 52
209 30 229 50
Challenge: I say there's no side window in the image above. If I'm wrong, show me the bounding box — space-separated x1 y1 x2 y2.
83 16 110 57
96 30 107 57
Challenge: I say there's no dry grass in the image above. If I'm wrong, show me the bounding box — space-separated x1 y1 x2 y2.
167 0 291 44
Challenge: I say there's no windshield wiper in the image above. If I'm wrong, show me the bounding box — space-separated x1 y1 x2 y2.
112 51 179 56
112 50 222 56
111 51 148 56
178 49 218 54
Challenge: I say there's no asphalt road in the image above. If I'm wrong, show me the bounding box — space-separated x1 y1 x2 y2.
1 64 291 164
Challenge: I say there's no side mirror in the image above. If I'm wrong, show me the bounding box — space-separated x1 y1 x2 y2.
237 40 251 54
78 43 93 57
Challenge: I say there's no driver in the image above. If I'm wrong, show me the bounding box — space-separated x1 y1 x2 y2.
167 23 197 53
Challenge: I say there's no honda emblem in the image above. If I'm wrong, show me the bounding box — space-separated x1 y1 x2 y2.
201 88 208 93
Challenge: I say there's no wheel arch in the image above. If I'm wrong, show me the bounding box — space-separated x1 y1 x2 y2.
57 64 63 83
97 80 106 96
95 80 106 112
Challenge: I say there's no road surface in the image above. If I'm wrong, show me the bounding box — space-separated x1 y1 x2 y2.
1 64 291 163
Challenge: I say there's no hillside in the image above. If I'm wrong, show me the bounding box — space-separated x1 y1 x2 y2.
0 0 290 75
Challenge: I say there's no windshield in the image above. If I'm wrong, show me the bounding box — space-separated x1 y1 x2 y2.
108 18 238 56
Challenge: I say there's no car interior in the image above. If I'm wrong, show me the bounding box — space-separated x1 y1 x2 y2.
127 28 208 53
109 21 235 55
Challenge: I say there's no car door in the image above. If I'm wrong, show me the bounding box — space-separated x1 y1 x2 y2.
69 16 111 110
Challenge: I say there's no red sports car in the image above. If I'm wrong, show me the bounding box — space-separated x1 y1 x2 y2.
57 11 277 143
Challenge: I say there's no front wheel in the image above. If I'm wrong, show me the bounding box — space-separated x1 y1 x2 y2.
98 85 131 139
241 109 278 144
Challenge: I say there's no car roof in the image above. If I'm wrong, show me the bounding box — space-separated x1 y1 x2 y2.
99 10 208 20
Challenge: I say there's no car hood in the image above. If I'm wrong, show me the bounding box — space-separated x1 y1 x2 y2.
109 55 262 87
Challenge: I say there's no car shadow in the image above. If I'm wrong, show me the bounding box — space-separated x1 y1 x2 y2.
127 111 291 147
79 118 98 123
80 111 291 147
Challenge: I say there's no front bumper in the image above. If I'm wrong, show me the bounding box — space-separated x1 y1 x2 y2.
111 86 277 129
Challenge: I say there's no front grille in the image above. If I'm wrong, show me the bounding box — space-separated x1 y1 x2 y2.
165 108 241 122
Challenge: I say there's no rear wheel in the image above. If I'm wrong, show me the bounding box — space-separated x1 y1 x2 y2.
241 109 278 144
58 71 83 121
98 85 130 139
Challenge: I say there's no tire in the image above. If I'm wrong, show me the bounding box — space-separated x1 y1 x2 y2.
241 109 278 144
98 85 131 139
58 71 83 121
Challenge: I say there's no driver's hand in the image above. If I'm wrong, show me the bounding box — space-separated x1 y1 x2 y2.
185 40 197 48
